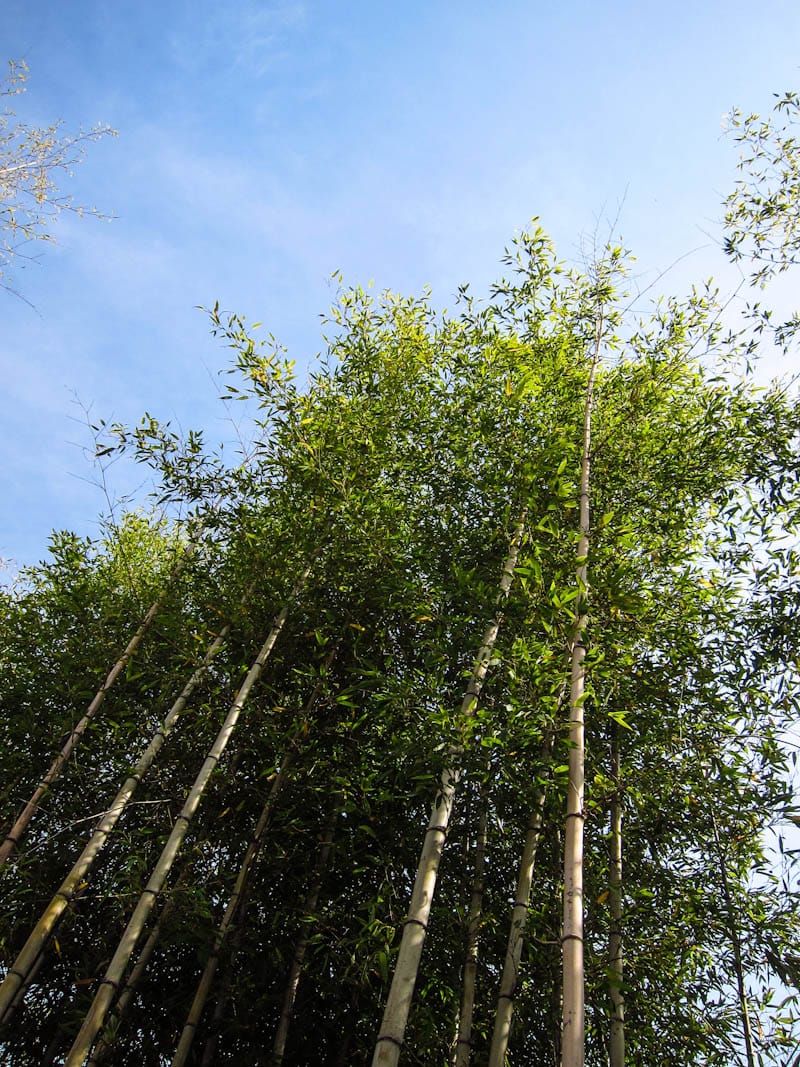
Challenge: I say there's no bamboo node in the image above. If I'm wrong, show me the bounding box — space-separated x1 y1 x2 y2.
376 1034 404 1049
402 917 428 931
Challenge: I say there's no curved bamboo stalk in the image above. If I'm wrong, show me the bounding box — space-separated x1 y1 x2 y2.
488 786 547 1066
0 620 232 1024
171 753 295 1066
561 317 603 1067
88 861 195 1066
372 517 526 1067
64 564 311 1066
0 591 167 866
271 810 337 1065
452 803 488 1067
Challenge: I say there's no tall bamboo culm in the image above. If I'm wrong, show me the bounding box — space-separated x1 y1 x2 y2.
0 620 232 1024
172 647 337 1065
63 563 311 1066
170 753 295 1066
488 786 547 1066
561 320 603 1067
87 860 196 1066
0 588 170 866
271 809 338 1065
608 725 625 1067
372 517 526 1067
452 803 488 1067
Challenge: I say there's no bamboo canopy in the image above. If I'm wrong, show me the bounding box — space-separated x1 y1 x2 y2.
1 232 799 1065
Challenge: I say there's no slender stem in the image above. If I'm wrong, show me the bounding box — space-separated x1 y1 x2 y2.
171 753 295 1067
0 590 167 867
88 886 176 1066
453 801 488 1067
608 724 625 1067
489 736 552 1067
271 809 338 1065
372 517 526 1067
561 314 603 1067
711 814 757 1067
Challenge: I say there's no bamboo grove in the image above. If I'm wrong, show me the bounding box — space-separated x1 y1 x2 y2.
1 227 800 1066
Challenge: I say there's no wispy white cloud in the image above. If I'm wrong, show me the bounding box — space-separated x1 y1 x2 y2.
167 0 307 79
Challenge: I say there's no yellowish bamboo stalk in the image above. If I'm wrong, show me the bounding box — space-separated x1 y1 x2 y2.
372 518 525 1067
561 317 603 1067
271 810 337 1065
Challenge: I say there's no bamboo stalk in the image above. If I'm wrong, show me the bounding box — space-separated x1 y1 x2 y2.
0 620 232 1024
561 319 603 1067
0 943 47 1028
86 902 168 1066
171 753 295 1067
63 564 310 1066
488 787 547 1066
711 814 757 1067
0 592 166 867
452 803 488 1067
198 933 237 1067
372 518 525 1067
271 810 338 1065
172 647 337 1065
88 861 195 1067
608 725 625 1067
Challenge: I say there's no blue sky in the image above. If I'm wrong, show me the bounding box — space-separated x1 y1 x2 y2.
2 0 800 569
